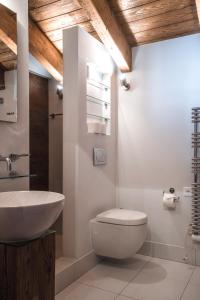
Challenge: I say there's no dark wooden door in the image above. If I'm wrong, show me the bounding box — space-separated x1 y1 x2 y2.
29 72 49 190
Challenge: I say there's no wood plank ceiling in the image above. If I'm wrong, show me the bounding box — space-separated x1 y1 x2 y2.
0 41 17 71
0 5 17 71
29 0 200 71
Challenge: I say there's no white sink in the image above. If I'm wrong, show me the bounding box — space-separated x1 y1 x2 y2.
0 191 65 242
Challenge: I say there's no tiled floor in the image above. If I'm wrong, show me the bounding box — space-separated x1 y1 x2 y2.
56 254 199 300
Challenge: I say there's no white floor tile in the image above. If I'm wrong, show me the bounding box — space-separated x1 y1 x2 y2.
181 283 200 300
56 256 197 300
121 257 193 300
116 296 138 300
122 277 186 300
181 267 200 300
140 257 194 284
78 255 150 294
56 282 80 299
187 266 200 286
55 282 116 300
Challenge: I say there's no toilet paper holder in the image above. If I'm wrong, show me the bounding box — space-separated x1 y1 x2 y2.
163 187 180 201
163 187 180 202
163 188 180 209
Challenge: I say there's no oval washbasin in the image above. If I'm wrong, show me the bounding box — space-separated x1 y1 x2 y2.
0 191 65 242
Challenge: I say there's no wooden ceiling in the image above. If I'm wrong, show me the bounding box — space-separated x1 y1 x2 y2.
0 5 17 71
0 41 17 71
29 0 200 54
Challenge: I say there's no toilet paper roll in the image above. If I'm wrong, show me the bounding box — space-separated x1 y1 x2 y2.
163 193 176 209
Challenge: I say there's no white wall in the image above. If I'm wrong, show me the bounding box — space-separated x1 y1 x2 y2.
0 0 29 190
63 27 117 258
117 34 200 253
29 54 52 79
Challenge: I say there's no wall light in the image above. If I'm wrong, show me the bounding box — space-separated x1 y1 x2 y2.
56 84 63 100
120 74 130 91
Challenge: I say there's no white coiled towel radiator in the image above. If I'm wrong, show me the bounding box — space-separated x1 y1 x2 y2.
192 107 200 242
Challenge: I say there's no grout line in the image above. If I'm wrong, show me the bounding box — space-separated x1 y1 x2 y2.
118 256 152 296
115 294 139 300
179 266 196 300
78 282 118 296
78 255 151 297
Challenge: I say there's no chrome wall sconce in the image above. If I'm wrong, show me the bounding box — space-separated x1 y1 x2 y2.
120 74 130 91
56 84 63 100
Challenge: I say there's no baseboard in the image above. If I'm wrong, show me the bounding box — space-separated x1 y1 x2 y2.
138 241 196 265
55 251 100 294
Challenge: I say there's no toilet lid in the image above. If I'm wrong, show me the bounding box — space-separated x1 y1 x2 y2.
96 209 147 226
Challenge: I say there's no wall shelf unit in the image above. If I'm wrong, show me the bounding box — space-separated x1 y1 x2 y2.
87 63 111 135
0 174 37 180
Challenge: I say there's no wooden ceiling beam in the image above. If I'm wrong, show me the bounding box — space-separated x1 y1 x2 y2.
195 0 200 22
29 17 63 81
0 4 63 81
78 0 132 72
0 5 17 54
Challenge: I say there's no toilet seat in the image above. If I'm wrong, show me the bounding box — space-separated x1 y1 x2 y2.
96 208 147 226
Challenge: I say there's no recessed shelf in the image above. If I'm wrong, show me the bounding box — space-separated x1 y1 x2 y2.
87 113 110 121
0 174 37 180
87 63 111 135
87 95 110 105
87 79 110 89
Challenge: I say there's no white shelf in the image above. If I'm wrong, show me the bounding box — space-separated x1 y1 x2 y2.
86 63 111 135
87 95 111 105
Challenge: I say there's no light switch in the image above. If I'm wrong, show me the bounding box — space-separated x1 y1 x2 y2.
93 148 107 166
183 187 192 197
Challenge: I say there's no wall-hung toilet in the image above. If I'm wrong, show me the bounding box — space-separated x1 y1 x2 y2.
91 209 147 259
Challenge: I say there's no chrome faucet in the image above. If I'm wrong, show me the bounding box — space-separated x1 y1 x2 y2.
0 155 12 172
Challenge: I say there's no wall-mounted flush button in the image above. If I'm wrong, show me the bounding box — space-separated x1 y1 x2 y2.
93 148 107 166
183 187 192 197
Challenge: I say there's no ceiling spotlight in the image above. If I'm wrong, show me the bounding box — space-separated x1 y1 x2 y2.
120 74 130 91
56 84 63 100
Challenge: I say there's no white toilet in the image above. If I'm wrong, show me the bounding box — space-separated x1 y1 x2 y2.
90 208 147 259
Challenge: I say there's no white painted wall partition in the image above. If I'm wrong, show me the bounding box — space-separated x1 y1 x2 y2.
63 27 117 258
117 33 200 262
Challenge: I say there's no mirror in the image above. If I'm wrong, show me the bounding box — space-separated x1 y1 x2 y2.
0 4 17 123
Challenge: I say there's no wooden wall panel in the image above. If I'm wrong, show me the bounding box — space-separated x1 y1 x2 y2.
29 73 49 191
